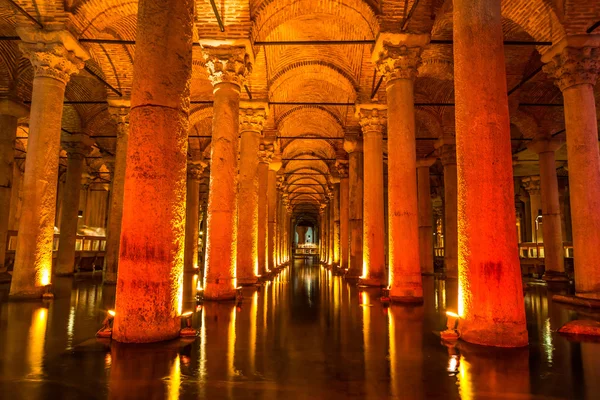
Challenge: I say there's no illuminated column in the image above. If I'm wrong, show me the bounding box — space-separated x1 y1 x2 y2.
0 100 28 278
528 138 566 281
543 41 600 296
356 105 386 286
373 34 428 301
327 186 335 265
344 136 363 280
202 43 252 299
337 160 350 270
319 204 327 261
10 28 88 299
454 0 527 346
184 160 207 273
103 100 130 284
523 176 543 243
435 137 458 278
237 102 267 284
267 154 282 272
56 134 93 276
416 158 436 275
113 0 193 343
257 144 273 276
333 181 341 266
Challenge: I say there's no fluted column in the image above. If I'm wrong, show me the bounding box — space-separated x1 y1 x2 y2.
337 160 350 270
0 100 28 279
356 105 386 286
202 43 252 300
56 134 93 276
416 158 436 275
435 137 458 278
237 102 267 284
184 161 207 273
112 0 193 343
528 138 567 281
373 33 428 301
543 41 600 297
523 176 543 243
10 28 88 299
344 136 363 280
257 143 273 277
267 154 282 273
103 99 130 284
454 0 527 346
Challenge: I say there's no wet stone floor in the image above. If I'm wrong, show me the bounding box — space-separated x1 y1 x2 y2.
1 258 599 399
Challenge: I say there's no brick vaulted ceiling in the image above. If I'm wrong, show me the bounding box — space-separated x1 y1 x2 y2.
1 0 599 212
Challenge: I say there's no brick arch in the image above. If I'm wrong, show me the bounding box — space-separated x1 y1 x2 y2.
68 1 138 36
270 60 358 91
276 105 345 131
510 109 540 139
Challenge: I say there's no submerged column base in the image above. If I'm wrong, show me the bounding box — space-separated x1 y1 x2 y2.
204 278 237 301
542 270 570 283
359 277 386 287
237 276 258 286
8 287 45 300
103 272 117 285
459 318 528 348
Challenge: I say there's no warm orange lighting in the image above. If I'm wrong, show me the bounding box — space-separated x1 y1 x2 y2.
181 311 193 317
446 311 459 318
108 310 116 317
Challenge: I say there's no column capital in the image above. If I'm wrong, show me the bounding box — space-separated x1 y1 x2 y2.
200 42 253 88
188 160 208 181
269 154 282 172
527 137 564 154
355 104 386 135
343 135 362 154
435 137 456 165
61 134 94 160
17 27 89 84
522 176 541 196
239 101 268 133
108 98 131 129
542 37 600 92
258 142 275 164
0 98 29 118
335 159 349 178
416 157 436 169
372 33 429 82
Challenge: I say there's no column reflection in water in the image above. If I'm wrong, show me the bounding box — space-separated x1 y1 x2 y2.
361 289 388 398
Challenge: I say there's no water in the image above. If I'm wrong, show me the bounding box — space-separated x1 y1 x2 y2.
0 259 598 399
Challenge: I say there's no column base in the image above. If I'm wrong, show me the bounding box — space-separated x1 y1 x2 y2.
55 271 75 277
345 275 361 284
391 295 423 304
103 272 118 285
542 271 570 283
553 294 600 308
459 319 528 348
204 280 237 301
8 287 46 300
358 277 385 287
237 277 258 286
0 271 12 283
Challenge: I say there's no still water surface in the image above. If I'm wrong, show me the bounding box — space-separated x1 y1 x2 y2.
1 258 599 399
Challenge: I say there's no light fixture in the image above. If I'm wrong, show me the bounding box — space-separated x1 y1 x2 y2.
42 284 54 300
180 311 197 337
78 210 83 218
96 310 115 338
441 311 460 341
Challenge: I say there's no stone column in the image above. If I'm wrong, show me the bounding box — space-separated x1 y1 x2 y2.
267 154 282 272
523 176 543 243
184 161 207 273
454 0 527 347
112 0 193 343
337 160 350 270
327 187 335 265
202 43 252 300
103 99 130 284
257 144 273 277
237 102 267 284
528 138 566 281
10 28 88 299
543 41 600 297
56 134 93 276
416 158 436 275
0 100 28 280
356 105 386 286
344 136 363 280
436 137 458 278
373 33 428 301
333 181 341 266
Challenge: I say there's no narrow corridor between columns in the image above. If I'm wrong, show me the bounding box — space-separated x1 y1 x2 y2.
1 258 598 399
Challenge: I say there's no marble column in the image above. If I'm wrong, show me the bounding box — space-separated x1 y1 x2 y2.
543 41 600 297
327 187 335 265
337 160 350 270
56 134 93 276
416 158 436 275
0 100 28 279
528 138 566 281
237 103 268 284
523 176 543 243
454 0 527 346
333 181 341 266
356 105 386 286
103 99 130 284
202 43 252 300
10 28 88 299
184 161 207 273
344 136 363 280
373 33 428 301
267 154 282 272
436 137 458 278
257 144 273 277
112 0 193 343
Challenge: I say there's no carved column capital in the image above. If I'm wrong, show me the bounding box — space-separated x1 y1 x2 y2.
416 157 436 169
335 159 349 178
527 137 564 154
522 176 541 196
435 137 456 166
355 104 386 135
543 46 600 91
372 33 429 82
62 134 94 160
343 135 362 154
239 101 268 133
201 45 252 88
108 98 131 136
188 160 208 181
258 143 275 164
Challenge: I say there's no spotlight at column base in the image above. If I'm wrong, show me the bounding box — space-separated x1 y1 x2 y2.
459 320 528 348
